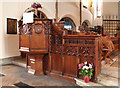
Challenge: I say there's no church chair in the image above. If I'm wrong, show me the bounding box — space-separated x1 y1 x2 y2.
100 32 115 64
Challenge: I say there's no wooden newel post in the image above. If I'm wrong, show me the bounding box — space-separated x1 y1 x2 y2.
62 38 65 76
35 8 38 17
101 25 104 36
56 0 58 22
80 0 82 25
94 38 99 82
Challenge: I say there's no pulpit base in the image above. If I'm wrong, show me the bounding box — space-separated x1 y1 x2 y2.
26 53 46 75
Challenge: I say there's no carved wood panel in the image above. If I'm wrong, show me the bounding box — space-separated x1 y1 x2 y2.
50 33 100 81
19 19 52 51
51 54 63 73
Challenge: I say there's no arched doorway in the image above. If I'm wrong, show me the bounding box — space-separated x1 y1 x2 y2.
82 21 89 28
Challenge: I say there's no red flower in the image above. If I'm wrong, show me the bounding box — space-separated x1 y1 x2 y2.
32 4 35 8
38 4 42 8
78 63 84 69
31 2 42 8
35 4 37 7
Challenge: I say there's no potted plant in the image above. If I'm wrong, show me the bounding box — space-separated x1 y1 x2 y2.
31 2 42 17
78 61 94 83
31 2 42 8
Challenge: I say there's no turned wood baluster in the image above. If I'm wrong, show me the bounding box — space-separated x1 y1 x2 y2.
62 38 65 76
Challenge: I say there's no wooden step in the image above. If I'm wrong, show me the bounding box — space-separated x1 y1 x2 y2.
12 58 26 68
74 78 103 86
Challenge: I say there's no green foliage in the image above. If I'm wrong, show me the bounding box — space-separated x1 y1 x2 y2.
79 63 94 79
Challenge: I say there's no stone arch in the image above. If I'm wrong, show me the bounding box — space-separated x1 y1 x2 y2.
59 14 79 27
59 17 76 30
82 20 91 27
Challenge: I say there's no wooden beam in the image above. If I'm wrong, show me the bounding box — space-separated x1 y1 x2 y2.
80 0 82 25
56 0 58 22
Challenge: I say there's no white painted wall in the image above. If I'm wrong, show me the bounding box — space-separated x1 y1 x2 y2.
58 2 80 30
1 2 20 59
103 2 118 16
0 2 3 59
82 8 93 27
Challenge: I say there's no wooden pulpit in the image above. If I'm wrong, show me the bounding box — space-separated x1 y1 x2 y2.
19 19 52 75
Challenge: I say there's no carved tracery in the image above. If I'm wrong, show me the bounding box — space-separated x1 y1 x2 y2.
33 23 44 34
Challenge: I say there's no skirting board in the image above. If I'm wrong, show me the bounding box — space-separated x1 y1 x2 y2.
0 56 21 66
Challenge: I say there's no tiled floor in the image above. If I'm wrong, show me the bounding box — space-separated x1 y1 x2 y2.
1 65 78 87
101 51 119 78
